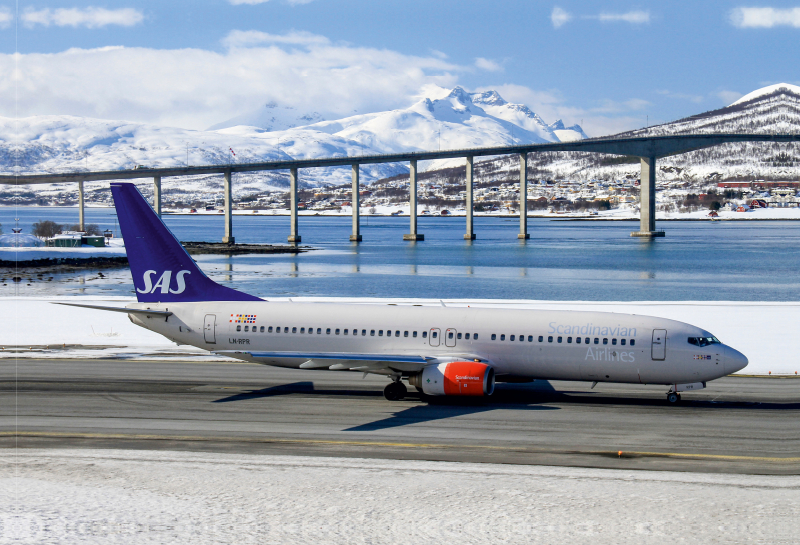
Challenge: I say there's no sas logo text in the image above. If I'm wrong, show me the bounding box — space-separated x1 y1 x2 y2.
694 355 712 360
137 270 191 294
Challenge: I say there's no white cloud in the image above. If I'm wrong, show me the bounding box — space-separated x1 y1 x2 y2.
474 57 503 72
656 90 704 103
228 0 314 4
21 7 143 28
0 33 462 130
222 30 330 48
551 7 572 28
729 7 800 28
717 90 744 104
595 10 650 24
0 7 12 28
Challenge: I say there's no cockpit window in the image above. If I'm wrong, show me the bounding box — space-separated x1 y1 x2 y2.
688 336 721 347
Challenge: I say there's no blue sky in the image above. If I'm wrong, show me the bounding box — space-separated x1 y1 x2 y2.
2 0 799 134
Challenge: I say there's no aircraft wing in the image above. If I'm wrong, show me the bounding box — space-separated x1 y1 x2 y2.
214 351 480 375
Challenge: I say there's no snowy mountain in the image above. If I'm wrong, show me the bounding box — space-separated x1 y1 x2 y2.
1 86 587 198
208 102 325 132
468 83 800 185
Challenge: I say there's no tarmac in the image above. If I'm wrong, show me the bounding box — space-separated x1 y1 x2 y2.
2 359 799 474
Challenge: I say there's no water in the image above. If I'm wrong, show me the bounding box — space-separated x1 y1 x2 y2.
3 206 800 301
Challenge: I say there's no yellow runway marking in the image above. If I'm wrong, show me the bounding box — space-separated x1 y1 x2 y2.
2 431 799 463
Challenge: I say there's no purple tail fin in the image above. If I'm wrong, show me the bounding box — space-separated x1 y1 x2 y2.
111 182 260 303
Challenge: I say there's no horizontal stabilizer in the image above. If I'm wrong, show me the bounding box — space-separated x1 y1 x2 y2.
52 302 173 317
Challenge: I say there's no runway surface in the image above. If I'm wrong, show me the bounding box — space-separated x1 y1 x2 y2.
2 359 799 474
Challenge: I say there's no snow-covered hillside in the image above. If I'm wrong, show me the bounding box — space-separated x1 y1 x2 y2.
0 86 586 199
472 82 800 185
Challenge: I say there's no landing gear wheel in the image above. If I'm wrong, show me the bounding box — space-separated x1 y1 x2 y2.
384 381 407 401
667 392 680 404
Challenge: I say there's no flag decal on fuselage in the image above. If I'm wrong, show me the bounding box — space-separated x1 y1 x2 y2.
231 314 257 324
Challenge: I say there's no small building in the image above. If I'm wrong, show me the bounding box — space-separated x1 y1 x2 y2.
47 232 106 248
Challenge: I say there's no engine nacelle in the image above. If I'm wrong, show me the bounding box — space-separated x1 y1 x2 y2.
409 362 495 396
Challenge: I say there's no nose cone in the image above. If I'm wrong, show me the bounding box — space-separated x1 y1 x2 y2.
725 346 749 375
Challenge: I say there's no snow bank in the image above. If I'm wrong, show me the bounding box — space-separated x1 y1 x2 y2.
1 449 796 544
1 297 795 374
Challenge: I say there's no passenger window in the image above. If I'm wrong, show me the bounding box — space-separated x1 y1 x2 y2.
300 327 305 334
491 334 496 340
344 329 348 335
621 339 626 345
422 331 427 338
317 328 322 334
585 338 590 344
465 333 470 340
594 338 599 344
237 325 241 332
404 331 409 337
603 338 608 345
528 335 533 342
558 336 562 343
326 328 331 334
567 337 572 343
509 335 515 341
244 326 249 332
630 339 636 346
362 329 367 336
548 336 553 342
457 333 462 339
292 327 297 334
379 330 384 336
309 327 313 333
260 326 265 333
576 337 581 344
519 335 524 342
335 329 340 335
612 338 617 345
500 334 506 341
284 327 289 333
395 331 400 337
413 331 417 338
432 331 438 339
268 326 273 333
474 333 479 340
538 336 543 342
387 330 392 336
371 330 375 336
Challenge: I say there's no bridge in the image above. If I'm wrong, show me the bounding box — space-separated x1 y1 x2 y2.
3 133 799 243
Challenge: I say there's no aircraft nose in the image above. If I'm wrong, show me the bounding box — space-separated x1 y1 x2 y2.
724 346 749 375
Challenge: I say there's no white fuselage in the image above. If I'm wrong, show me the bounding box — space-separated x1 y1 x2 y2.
127 301 747 386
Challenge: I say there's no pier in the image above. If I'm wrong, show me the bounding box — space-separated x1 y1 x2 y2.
4 133 800 243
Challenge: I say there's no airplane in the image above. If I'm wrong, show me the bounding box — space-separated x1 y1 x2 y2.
59 182 749 404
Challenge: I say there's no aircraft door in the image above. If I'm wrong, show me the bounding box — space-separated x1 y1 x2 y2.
429 328 441 347
204 314 217 344
445 328 457 347
652 329 666 360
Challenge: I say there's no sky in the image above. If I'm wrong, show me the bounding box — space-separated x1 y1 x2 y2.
1 0 799 136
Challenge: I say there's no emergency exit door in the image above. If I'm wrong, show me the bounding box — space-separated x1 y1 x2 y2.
204 314 217 344
652 329 666 360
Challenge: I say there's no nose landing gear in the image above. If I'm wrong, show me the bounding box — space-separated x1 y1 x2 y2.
384 380 407 401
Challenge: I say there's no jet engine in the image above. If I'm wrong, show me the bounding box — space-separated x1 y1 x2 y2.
409 362 495 396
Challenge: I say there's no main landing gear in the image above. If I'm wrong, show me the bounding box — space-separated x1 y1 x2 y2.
384 380 407 401
666 392 682 404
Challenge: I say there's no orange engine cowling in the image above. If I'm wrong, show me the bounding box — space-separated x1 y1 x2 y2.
409 362 495 396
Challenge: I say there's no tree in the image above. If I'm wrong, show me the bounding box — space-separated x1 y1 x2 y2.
709 201 722 211
31 220 63 238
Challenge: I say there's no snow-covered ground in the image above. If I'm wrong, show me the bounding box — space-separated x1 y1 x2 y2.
1 449 796 544
1 296 796 375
